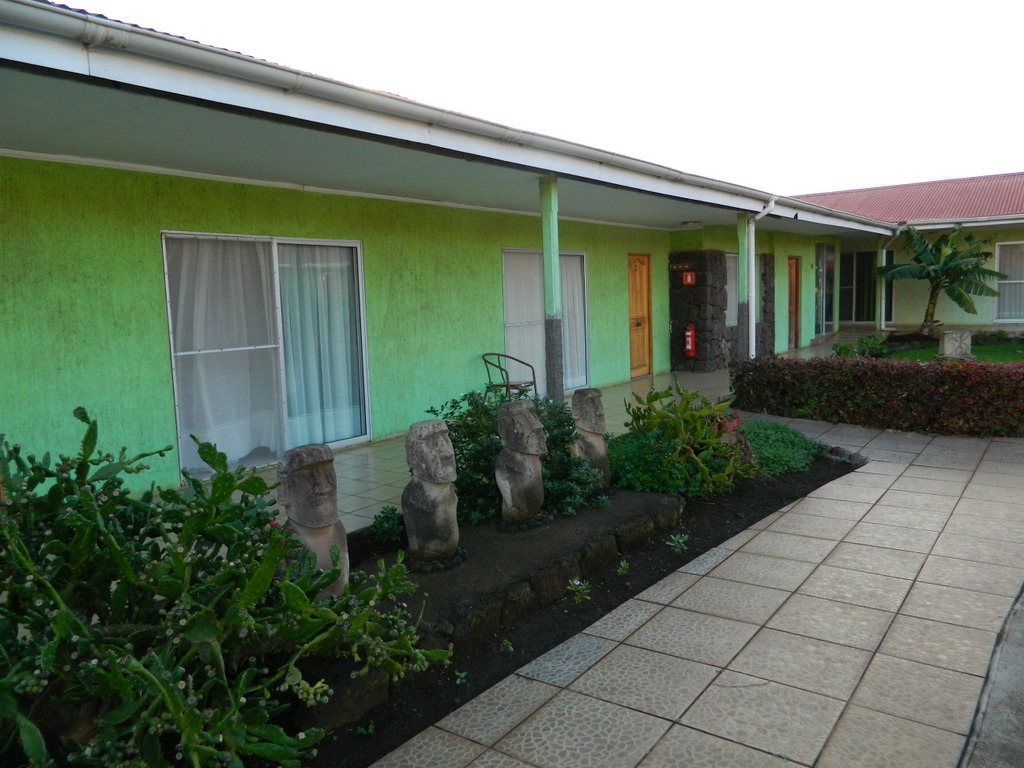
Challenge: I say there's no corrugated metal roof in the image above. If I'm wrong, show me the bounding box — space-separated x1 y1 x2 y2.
794 172 1024 223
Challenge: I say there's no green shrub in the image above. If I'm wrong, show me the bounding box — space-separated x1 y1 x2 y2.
832 333 887 358
731 357 1024 436
742 420 825 477
608 380 753 497
425 389 604 524
0 409 449 768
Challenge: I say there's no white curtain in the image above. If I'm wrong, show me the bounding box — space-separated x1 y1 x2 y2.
502 251 547 396
997 244 1024 321
165 237 281 472
560 254 588 390
278 244 365 445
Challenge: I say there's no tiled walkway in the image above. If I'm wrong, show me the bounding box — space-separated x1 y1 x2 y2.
362 417 1024 768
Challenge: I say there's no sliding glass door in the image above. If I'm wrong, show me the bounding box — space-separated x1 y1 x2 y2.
164 236 367 474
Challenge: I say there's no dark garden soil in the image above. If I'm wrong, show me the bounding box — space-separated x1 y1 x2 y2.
306 455 857 768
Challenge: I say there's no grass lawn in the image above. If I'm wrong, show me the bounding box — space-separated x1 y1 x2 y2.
887 343 1024 362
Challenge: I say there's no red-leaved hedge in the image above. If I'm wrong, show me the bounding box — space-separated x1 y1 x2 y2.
731 357 1024 436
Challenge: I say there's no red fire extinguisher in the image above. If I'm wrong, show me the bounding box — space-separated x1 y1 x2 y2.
684 324 696 357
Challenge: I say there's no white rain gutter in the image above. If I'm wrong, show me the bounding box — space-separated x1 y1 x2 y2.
0 0 898 235
747 196 778 359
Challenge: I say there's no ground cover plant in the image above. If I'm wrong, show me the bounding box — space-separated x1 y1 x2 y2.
424 389 605 525
607 380 753 496
886 341 1024 362
0 409 448 768
741 420 826 477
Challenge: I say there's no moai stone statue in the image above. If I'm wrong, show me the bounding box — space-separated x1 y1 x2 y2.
402 419 460 563
495 400 547 524
570 388 611 487
278 444 349 596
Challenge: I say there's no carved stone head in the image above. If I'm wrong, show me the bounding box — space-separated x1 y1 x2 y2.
497 400 547 455
406 419 458 483
571 388 606 433
278 444 338 528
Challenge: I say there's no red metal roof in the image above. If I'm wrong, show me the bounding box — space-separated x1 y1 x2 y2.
794 172 1024 224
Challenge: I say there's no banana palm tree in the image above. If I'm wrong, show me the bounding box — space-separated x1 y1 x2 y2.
878 224 1006 337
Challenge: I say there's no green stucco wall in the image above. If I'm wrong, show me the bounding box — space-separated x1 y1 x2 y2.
1 157 671 486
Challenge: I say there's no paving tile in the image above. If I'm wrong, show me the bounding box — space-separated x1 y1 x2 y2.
678 547 731 575
943 514 1024 543
787 496 871 520
625 607 759 667
931 531 1024 568
901 464 973 483
768 512 857 540
831 471 897 489
638 725 795 767
569 645 718 719
729 628 871 699
963 483 1024 504
967 471 1024 490
816 705 965 768
879 614 997 676
859 447 919 464
818 424 881 446
680 671 844 766
953 497 1024 522
371 726 486 768
975 458 1024 477
875 488 958 513
517 634 617 687
634 572 701 604
807 482 886 504
798 565 912 612
912 452 981 471
888 475 966 497
708 551 816 591
748 511 783 530
438 675 559 746
767 594 894 651
844 521 938 553
822 542 926 580
495 690 671 768
917 554 1024 597
855 460 910 476
467 752 535 768
739 530 838 563
852 654 984 734
862 431 932 452
900 582 1014 632
584 599 663 642
670 576 791 624
860 505 950 532
718 529 757 550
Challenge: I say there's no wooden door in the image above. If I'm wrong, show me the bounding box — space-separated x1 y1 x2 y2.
628 254 651 377
788 257 800 349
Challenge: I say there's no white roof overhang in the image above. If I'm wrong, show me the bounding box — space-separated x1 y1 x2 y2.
0 0 896 238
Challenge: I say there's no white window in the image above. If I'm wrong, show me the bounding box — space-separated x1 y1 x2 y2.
996 242 1024 322
725 253 738 326
163 235 369 473
501 250 588 395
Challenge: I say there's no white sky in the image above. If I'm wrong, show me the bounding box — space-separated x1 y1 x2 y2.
76 0 1022 196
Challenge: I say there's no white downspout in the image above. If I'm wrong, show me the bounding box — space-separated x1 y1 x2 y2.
747 196 777 359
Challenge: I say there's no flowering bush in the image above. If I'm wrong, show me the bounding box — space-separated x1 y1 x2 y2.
732 357 1024 436
608 381 753 497
0 408 449 767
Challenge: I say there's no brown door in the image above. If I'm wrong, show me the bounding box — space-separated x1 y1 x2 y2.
788 257 800 349
628 254 651 377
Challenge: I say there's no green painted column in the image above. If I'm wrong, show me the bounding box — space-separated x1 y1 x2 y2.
736 213 750 359
540 176 563 400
